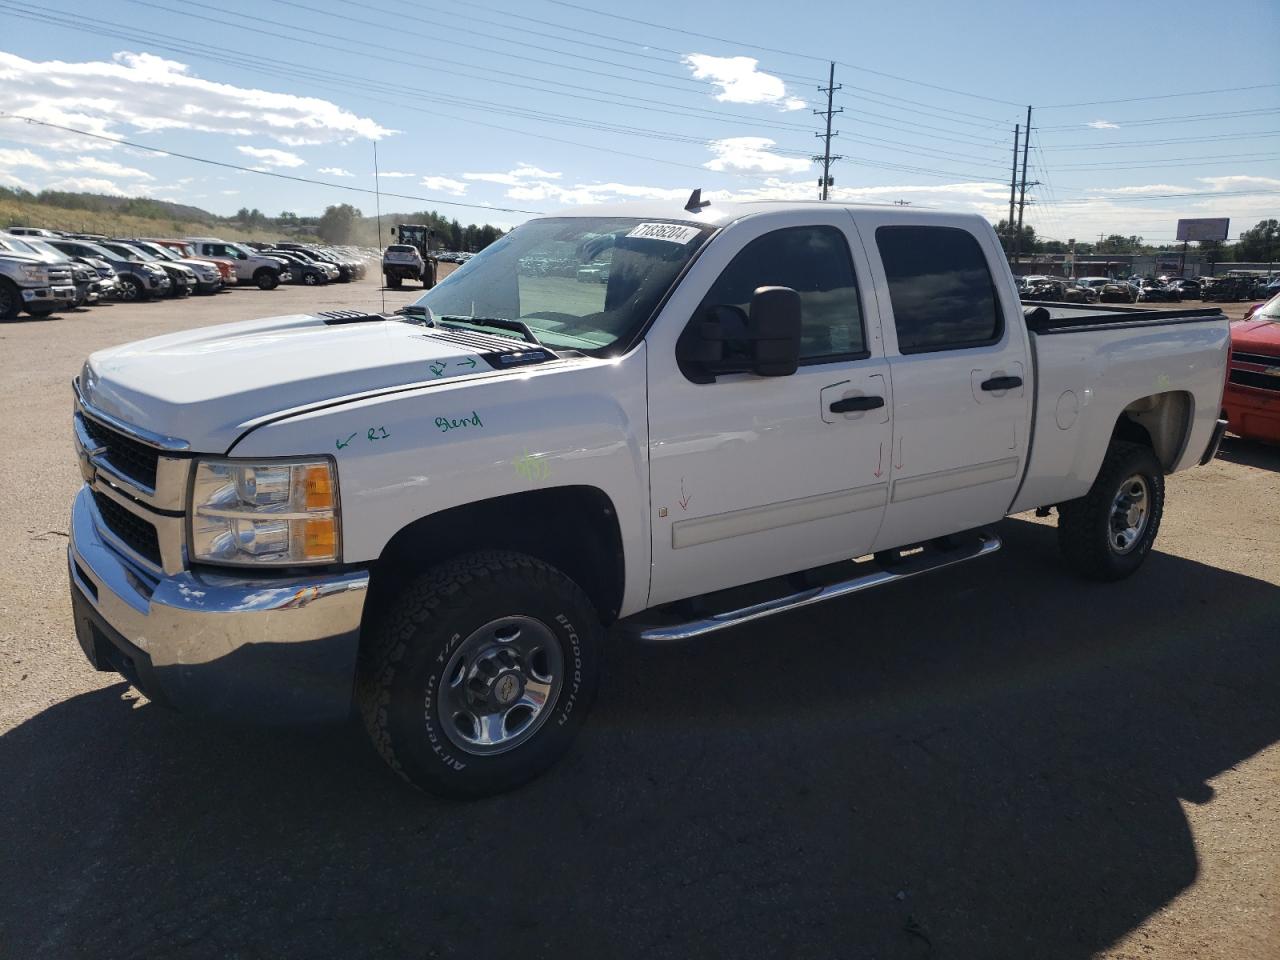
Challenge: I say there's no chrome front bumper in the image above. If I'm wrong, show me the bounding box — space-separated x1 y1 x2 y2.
68 486 370 723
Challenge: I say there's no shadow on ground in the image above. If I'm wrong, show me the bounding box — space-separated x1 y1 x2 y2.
1217 434 1280 471
3 518 1278 959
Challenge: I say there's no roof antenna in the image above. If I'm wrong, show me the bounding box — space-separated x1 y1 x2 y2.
373 138 386 315
684 188 711 213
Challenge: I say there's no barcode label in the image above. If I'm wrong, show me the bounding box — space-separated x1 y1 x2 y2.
626 222 702 244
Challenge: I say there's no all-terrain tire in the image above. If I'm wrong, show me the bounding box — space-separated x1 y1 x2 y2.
1057 441 1164 581
356 550 602 799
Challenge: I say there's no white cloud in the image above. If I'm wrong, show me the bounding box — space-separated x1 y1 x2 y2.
0 148 153 180
1198 174 1280 190
318 166 354 177
0 50 393 154
237 145 304 168
378 170 415 178
420 175 468 195
1090 184 1195 195
463 164 561 186
683 54 805 111
44 177 129 195
1086 120 1120 129
704 137 810 174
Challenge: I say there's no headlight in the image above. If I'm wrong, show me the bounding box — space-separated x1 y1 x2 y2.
20 264 49 284
190 458 340 566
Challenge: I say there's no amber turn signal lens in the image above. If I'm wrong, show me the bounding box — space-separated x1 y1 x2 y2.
299 518 337 560
302 464 334 511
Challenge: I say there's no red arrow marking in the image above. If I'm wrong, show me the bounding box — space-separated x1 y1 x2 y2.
678 478 691 511
873 442 883 478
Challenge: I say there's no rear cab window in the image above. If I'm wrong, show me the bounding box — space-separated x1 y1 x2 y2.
875 225 1003 354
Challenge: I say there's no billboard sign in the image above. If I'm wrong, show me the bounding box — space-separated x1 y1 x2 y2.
1176 218 1229 242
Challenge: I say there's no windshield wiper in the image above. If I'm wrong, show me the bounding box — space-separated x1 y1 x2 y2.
435 315 543 346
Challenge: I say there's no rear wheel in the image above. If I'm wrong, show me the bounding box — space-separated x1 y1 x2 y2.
357 550 602 799
254 269 279 291
1057 441 1164 581
386 272 402 289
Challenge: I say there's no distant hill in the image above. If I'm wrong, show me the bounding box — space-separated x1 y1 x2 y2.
0 187 508 251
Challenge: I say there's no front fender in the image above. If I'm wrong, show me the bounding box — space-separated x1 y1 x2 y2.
228 346 653 616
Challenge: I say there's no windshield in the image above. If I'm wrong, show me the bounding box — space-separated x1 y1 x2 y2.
22 238 70 261
408 217 713 353
226 242 257 258
1257 293 1280 320
102 241 155 262
139 242 179 261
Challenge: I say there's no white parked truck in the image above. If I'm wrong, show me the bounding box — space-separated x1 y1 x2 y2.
69 200 1229 798
184 238 288 290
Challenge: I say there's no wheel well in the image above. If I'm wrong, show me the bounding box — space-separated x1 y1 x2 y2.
362 486 626 634
1112 391 1193 471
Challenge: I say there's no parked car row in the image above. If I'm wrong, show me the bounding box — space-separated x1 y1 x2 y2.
1018 273 1210 306
0 226 374 320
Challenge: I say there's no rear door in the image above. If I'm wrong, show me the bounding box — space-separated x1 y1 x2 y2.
855 215 1032 551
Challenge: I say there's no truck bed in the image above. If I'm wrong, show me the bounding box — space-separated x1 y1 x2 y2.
1022 301 1226 335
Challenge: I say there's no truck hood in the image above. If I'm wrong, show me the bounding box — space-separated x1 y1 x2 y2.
1231 316 1280 354
82 314 511 452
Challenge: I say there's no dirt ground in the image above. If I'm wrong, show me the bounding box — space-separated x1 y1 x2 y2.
0 279 1276 959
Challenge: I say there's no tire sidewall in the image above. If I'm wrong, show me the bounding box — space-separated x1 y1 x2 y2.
1087 447 1164 578
381 566 599 797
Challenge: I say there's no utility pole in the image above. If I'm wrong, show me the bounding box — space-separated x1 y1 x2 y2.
812 62 842 201
1014 104 1034 265
1007 124 1020 256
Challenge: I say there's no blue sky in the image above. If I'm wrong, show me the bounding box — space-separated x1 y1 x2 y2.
1 0 1277 242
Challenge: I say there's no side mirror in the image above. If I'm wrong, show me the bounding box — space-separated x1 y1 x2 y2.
677 285 801 383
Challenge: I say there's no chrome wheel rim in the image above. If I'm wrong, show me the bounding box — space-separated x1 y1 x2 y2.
435 616 563 756
1109 474 1150 554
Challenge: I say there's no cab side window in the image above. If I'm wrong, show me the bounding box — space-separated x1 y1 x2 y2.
698 225 866 361
875 225 1002 353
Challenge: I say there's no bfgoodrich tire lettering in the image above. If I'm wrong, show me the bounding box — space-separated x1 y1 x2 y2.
357 550 601 799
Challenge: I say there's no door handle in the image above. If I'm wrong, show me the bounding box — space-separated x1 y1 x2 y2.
980 375 1022 391
829 395 885 413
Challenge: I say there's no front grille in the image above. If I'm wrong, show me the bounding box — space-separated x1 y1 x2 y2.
1229 369 1280 392
80 414 160 489
1231 351 1280 366
48 266 72 284
92 490 162 567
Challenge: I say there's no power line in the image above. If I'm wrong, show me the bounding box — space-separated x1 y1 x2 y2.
1037 106 1280 131
542 0 1024 106
1053 151 1280 168
0 112 547 214
1049 188 1280 204
1039 130 1280 150
1040 82 1280 109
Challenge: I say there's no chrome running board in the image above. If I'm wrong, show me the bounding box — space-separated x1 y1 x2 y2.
626 530 1001 643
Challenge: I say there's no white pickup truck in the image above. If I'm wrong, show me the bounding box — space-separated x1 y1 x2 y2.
69 199 1229 797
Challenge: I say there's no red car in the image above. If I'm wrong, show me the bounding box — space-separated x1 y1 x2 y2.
1224 293 1280 444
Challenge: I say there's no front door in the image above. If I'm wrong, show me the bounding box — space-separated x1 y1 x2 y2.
645 212 892 608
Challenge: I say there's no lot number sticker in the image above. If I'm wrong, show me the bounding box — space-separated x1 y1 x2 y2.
626 222 701 245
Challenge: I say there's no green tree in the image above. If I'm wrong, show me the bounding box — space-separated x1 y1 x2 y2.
994 218 1037 255
1235 219 1280 262
1095 234 1144 254
317 203 362 243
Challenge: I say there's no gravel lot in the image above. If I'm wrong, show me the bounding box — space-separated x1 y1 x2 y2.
1 279 1276 959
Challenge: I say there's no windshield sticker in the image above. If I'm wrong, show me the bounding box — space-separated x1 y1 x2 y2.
625 222 701 245
436 411 484 433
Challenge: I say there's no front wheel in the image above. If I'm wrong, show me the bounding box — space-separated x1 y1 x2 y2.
0 279 19 320
254 270 279 291
118 276 143 301
1057 441 1164 581
357 551 602 799
303 272 319 285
